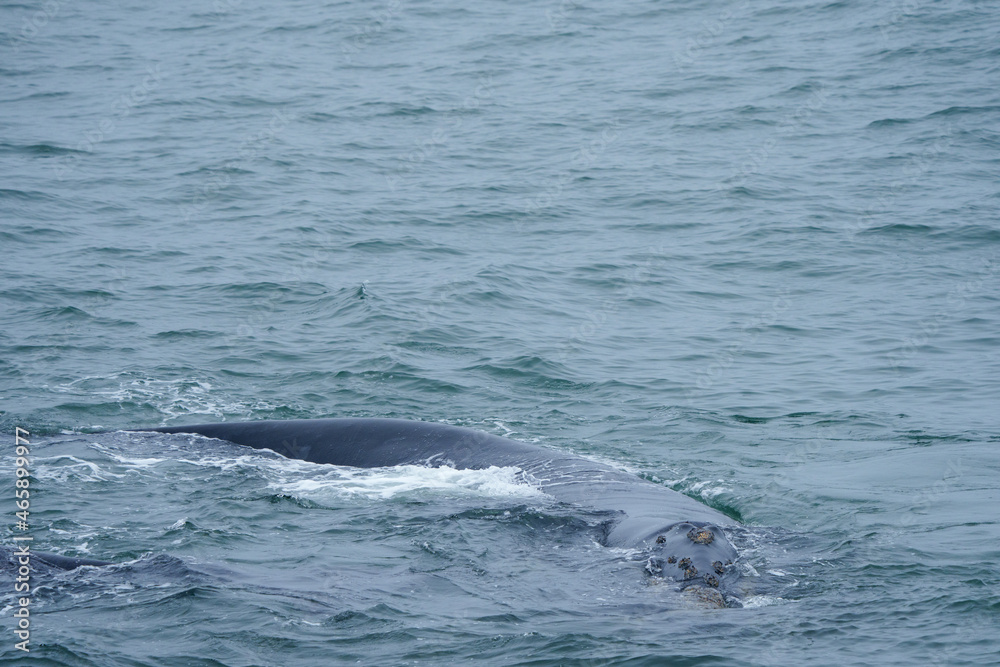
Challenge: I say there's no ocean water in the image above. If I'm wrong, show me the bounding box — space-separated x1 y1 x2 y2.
2 0 999 664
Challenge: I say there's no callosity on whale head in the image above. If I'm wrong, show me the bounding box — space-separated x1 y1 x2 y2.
642 521 740 602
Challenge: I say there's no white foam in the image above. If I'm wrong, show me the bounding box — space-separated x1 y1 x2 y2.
688 479 732 499
740 594 788 609
269 464 549 502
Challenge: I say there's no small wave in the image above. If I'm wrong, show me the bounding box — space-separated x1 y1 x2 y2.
0 142 88 156
50 373 278 423
867 117 913 128
927 105 1000 118
88 442 170 469
30 454 124 483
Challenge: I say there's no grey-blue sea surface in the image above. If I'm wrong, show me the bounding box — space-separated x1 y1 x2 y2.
1 0 998 664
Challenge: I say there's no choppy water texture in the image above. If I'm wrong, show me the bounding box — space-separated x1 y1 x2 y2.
2 0 999 664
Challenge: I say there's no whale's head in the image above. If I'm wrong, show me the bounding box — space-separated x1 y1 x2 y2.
643 521 740 605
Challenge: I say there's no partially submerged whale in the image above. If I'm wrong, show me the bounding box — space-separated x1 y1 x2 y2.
146 418 743 604
0 546 109 571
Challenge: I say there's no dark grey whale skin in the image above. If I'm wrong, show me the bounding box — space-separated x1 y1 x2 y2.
147 418 742 597
0 547 109 571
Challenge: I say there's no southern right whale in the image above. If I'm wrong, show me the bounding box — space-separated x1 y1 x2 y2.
144 418 744 605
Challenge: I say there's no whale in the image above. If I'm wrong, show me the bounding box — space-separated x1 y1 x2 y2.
0 547 109 572
144 418 743 605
